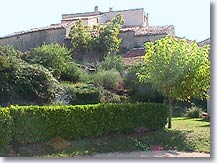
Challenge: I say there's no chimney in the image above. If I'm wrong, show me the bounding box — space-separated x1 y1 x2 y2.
109 7 113 12
146 13 149 26
94 6 99 12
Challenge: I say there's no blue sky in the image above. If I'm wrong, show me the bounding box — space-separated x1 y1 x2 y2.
0 0 210 41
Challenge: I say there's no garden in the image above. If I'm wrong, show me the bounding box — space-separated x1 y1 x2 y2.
0 15 210 157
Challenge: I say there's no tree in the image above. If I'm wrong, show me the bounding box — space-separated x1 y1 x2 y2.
69 20 92 54
69 15 124 59
99 14 124 56
137 35 210 128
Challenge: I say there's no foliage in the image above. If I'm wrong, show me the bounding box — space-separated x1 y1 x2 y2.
98 14 124 56
88 69 123 91
60 62 85 83
137 35 210 128
0 50 62 105
0 108 12 151
69 15 124 59
184 106 203 118
125 62 164 103
14 63 62 104
22 43 83 82
61 83 100 105
3 117 210 157
70 20 92 54
0 45 22 58
8 103 168 144
98 54 125 73
98 87 128 103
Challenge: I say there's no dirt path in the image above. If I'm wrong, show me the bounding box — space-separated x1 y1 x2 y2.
81 150 210 158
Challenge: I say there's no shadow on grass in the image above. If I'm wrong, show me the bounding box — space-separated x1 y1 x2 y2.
138 129 196 152
5 130 197 157
199 124 210 127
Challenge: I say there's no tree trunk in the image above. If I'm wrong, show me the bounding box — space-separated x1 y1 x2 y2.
168 96 173 128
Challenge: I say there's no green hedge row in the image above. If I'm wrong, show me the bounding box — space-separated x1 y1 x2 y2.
0 108 12 150
0 103 168 146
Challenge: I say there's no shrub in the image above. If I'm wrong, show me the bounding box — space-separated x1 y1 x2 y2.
0 54 62 105
22 43 83 82
60 62 85 83
61 83 100 105
0 108 12 151
98 54 125 73
0 45 21 58
9 103 168 144
184 106 203 118
89 69 123 91
14 63 63 104
99 87 128 103
125 63 165 103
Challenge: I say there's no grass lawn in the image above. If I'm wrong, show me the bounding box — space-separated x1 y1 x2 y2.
5 117 210 157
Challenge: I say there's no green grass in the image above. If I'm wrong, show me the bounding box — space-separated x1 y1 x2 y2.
4 117 210 157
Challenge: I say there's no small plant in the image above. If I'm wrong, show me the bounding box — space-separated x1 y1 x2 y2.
129 137 150 151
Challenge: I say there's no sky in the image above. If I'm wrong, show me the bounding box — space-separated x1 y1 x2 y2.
0 0 210 42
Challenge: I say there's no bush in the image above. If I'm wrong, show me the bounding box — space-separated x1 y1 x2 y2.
61 83 100 105
98 54 125 73
125 63 165 103
0 45 21 58
99 87 128 103
14 63 63 104
22 43 84 82
0 53 62 105
0 108 12 151
9 103 168 144
184 106 203 118
89 69 123 91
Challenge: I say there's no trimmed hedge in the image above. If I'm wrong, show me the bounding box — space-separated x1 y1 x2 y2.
0 108 12 149
1 103 168 145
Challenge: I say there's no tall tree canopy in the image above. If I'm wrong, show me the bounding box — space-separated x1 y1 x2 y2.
137 35 210 128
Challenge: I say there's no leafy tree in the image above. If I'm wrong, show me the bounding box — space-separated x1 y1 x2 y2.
125 62 165 103
69 20 92 54
99 14 124 56
137 35 210 128
69 15 124 59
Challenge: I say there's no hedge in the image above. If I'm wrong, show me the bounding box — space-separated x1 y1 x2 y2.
1 103 168 145
0 107 12 150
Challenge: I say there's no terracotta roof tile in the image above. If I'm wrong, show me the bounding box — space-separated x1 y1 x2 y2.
120 25 174 35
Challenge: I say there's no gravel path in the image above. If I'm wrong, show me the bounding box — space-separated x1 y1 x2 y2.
81 150 210 158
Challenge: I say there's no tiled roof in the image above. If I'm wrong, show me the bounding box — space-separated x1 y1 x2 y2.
0 22 75 39
120 25 175 36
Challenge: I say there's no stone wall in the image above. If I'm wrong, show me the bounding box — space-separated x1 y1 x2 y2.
0 26 170 58
120 31 168 51
100 8 145 26
0 28 66 52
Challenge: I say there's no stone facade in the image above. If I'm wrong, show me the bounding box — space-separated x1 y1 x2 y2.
62 7 147 27
0 28 65 52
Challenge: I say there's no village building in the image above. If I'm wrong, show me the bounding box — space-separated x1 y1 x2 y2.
0 6 175 54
